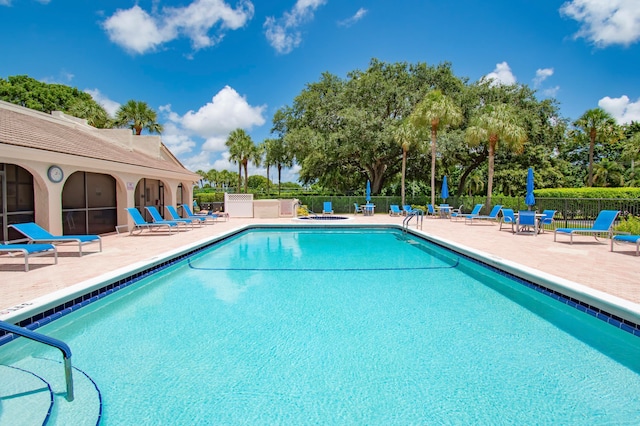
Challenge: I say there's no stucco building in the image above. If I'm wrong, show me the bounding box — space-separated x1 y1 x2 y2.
0 100 199 242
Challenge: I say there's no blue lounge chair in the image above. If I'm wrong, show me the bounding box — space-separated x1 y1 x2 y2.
554 210 619 244
323 201 333 214
499 208 516 233
449 204 464 220
0 243 57 271
539 210 556 233
516 210 538 236
354 203 363 214
389 205 402 216
9 222 102 256
126 208 178 235
145 206 193 229
611 234 640 256
404 205 419 216
166 205 202 227
465 205 502 225
181 204 222 222
453 203 483 222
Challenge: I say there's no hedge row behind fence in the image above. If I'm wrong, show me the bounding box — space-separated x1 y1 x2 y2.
194 189 639 229
297 195 640 228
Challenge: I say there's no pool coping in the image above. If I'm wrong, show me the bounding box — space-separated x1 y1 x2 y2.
2 223 640 340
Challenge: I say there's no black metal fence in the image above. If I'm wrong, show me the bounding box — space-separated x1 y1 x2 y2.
527 197 639 229
297 195 640 228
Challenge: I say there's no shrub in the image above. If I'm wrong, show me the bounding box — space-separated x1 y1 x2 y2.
614 215 640 235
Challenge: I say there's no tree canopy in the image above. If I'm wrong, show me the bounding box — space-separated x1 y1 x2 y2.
274 59 467 194
0 75 111 128
271 58 587 198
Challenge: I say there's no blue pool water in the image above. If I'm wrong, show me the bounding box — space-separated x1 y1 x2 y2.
2 228 640 424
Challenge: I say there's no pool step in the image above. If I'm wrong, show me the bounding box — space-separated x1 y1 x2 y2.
0 364 52 425
1 357 101 425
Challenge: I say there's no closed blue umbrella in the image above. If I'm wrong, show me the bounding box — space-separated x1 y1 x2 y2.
441 175 449 202
525 167 535 209
366 180 371 203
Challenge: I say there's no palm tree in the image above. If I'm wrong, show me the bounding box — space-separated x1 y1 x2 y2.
114 100 163 135
592 159 624 187
410 90 463 205
466 103 527 207
265 137 294 196
262 139 276 195
225 129 257 193
464 169 485 196
218 169 235 191
206 169 219 190
195 169 208 188
393 120 419 206
621 132 640 169
573 108 620 187
251 143 264 191
67 98 111 128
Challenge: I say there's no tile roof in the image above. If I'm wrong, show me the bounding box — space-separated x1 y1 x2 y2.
0 102 197 177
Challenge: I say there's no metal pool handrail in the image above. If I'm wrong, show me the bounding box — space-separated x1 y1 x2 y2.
403 209 424 231
0 320 74 401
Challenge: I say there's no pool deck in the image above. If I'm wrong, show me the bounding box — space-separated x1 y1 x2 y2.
1 214 639 319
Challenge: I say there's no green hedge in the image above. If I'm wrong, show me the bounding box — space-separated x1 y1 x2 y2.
535 188 640 199
193 192 225 203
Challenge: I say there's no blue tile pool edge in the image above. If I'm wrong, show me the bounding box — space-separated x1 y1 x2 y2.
1 224 639 347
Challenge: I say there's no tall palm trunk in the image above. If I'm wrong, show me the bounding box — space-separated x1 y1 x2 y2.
486 136 497 207
401 149 407 206
588 128 596 187
430 124 437 206
266 164 270 195
243 160 249 193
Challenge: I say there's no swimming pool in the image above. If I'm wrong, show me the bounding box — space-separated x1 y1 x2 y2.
1 227 640 424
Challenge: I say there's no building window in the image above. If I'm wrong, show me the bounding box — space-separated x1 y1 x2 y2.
0 163 35 242
62 172 116 235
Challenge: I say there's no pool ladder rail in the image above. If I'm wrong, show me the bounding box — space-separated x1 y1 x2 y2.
0 320 74 402
403 209 424 231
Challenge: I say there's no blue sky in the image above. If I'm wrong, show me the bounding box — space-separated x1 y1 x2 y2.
2 1 640 182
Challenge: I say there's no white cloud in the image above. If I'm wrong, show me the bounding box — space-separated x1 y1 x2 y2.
533 68 554 87
598 95 640 124
181 150 218 172
202 135 229 152
158 86 266 172
264 0 327 54
279 163 301 184
85 88 120 117
0 0 50 4
41 71 75 85
481 62 516 86
179 85 266 144
160 121 198 156
102 0 254 55
338 8 368 27
542 86 561 98
560 0 640 47
212 151 235 171
103 6 168 54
